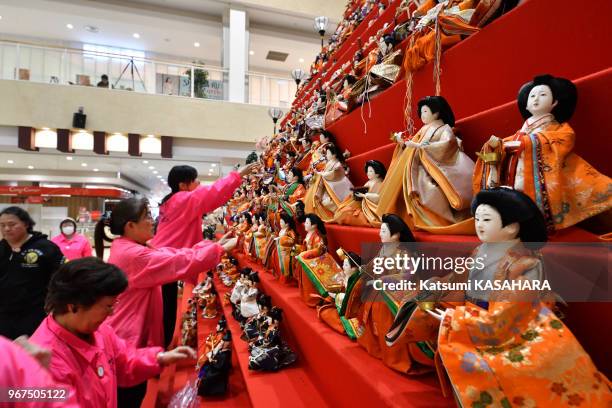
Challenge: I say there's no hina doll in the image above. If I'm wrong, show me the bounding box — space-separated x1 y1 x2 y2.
474 74 612 233
343 214 436 373
235 212 253 251
295 136 313 171
198 331 232 396
295 214 343 307
229 268 250 306
426 188 611 407
252 212 269 263
202 287 218 319
333 160 386 227
317 250 363 338
198 317 227 367
268 213 300 284
270 167 307 218
239 271 260 322
244 214 259 258
243 294 272 342
248 307 297 371
304 145 355 222
309 131 334 176
377 95 475 234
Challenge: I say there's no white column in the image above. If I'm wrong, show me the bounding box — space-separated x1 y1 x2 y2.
223 9 248 103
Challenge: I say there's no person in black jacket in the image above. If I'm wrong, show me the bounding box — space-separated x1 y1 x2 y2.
0 207 65 339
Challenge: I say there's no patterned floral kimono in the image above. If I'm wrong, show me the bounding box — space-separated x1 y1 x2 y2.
473 117 612 233
268 227 299 285
332 178 383 227
342 246 435 374
304 160 355 222
376 123 475 234
295 231 341 307
435 244 611 407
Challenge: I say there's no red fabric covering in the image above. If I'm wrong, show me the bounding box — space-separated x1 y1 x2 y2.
329 0 612 160
214 267 328 407
233 252 453 408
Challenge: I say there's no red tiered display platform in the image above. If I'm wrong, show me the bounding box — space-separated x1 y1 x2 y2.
232 251 453 408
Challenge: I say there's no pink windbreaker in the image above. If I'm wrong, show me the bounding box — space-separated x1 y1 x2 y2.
31 316 161 408
152 171 241 248
51 233 93 261
106 237 223 348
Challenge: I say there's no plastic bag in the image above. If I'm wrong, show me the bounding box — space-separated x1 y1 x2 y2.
167 375 200 408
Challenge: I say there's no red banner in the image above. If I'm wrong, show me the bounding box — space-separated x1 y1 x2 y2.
0 186 130 198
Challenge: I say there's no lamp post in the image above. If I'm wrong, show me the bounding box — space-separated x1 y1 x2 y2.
291 68 306 87
268 107 284 134
313 16 329 48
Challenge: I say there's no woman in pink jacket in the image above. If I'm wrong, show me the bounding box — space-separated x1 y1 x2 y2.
153 163 255 347
31 257 196 408
93 197 236 407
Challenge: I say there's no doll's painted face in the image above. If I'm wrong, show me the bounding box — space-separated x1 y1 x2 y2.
320 133 329 144
379 222 395 243
326 148 336 161
279 218 287 229
474 204 519 243
304 217 315 232
288 170 297 182
526 84 558 117
301 139 310 148
366 165 378 180
342 258 357 275
420 105 439 125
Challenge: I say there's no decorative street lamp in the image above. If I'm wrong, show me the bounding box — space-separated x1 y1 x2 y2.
314 16 329 48
291 68 306 86
268 107 284 134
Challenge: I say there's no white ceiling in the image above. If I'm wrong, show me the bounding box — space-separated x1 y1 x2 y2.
0 150 225 198
0 0 325 73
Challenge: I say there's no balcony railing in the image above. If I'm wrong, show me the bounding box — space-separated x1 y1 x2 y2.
0 40 296 108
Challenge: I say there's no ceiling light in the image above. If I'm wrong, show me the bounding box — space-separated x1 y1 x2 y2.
66 156 73 160
42 127 50 131
194 42 200 47
147 134 154 138
299 58 305 63
66 23 74 29
249 50 254 56
133 33 140 39
142 160 148 164
211 163 217 167
93 168 99 172
28 165 34 169
81 163 87 167
148 166 154 170
153 170 158 174
156 175 162 178
7 160 14 164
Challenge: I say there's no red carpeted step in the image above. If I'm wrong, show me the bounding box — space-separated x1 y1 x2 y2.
213 270 329 408
344 67 612 186
232 252 453 408
329 0 612 158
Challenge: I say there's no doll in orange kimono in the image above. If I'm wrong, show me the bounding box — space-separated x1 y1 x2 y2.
198 317 227 366
422 188 611 407
268 213 300 285
233 212 252 251
304 145 354 222
305 131 334 182
474 74 612 234
377 96 475 234
333 159 386 227
252 212 270 263
270 167 307 219
295 136 314 171
342 214 435 373
295 214 342 308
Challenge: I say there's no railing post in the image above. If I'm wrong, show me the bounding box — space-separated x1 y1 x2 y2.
191 66 195 98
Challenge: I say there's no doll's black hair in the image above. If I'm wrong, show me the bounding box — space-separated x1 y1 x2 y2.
364 160 387 180
295 201 306 223
471 188 548 246
346 251 362 269
304 213 327 236
279 212 296 231
319 130 335 145
269 306 283 323
288 167 304 184
381 214 415 242
417 96 455 127
517 74 577 122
